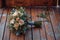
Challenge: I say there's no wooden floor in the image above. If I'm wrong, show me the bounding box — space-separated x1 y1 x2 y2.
0 8 60 40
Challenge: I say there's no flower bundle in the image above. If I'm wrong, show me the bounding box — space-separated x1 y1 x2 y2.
8 7 28 35
8 7 42 36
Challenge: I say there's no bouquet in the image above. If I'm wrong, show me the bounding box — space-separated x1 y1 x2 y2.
8 7 42 36
8 7 28 35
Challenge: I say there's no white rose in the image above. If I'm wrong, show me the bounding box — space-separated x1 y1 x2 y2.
20 7 24 9
19 19 24 26
20 13 23 16
10 19 15 24
13 10 18 16
18 11 21 13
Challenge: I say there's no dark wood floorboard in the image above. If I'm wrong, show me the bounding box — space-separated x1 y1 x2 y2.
0 9 7 40
50 10 60 40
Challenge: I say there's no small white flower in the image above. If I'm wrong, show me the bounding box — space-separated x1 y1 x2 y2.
10 19 15 24
18 11 21 13
20 7 23 9
19 19 24 26
20 13 23 16
18 11 23 16
13 10 18 16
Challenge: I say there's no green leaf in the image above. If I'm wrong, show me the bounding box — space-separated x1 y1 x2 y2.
34 21 42 28
40 14 47 18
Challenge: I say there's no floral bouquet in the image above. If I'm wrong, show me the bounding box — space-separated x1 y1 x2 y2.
8 7 29 36
8 7 42 36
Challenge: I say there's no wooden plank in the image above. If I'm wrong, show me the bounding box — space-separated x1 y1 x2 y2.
0 9 7 40
31 8 37 21
37 9 47 40
44 22 55 40
25 29 32 40
50 10 60 40
0 0 2 8
0 9 4 22
0 9 3 15
55 13 60 31
10 32 18 40
3 9 10 40
36 8 42 40
31 8 40 40
44 16 55 40
42 9 55 40
33 28 40 40
17 35 24 40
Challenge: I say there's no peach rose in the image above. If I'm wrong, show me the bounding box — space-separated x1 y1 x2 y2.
19 19 24 26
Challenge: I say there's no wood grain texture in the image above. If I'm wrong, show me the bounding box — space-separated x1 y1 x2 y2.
50 10 60 40
0 9 7 40
0 8 60 40
0 0 2 8
5 0 57 7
